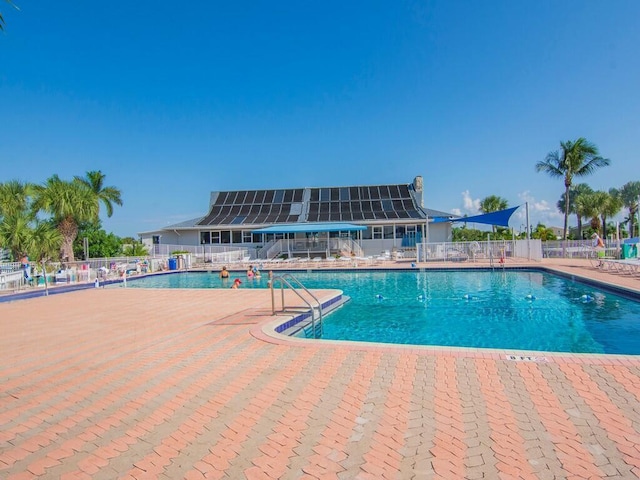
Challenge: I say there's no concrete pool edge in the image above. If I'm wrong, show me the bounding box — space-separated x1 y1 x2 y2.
251 264 640 364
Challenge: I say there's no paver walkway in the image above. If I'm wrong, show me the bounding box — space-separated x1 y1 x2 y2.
1 262 640 479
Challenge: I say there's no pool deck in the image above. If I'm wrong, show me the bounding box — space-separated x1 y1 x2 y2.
1 259 639 479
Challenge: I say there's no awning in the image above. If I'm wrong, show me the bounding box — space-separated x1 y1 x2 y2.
450 205 521 227
252 222 367 234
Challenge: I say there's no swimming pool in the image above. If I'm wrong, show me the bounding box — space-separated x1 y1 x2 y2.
123 269 640 355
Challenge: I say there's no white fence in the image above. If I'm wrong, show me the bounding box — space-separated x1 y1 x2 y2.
260 238 364 260
417 239 542 263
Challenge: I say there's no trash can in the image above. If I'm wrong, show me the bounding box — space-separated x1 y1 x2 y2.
168 258 177 270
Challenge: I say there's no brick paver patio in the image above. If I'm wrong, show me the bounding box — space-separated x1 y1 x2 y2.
1 260 639 479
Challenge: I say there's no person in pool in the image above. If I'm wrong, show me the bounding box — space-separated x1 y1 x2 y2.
246 265 254 278
231 278 242 289
220 266 230 279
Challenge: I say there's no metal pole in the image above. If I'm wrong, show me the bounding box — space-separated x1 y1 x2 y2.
637 195 640 238
270 274 275 314
42 260 49 296
526 202 531 261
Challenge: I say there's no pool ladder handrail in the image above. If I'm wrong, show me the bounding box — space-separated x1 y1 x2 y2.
270 273 323 339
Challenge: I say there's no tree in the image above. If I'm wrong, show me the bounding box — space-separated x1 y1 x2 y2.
0 211 32 260
530 223 557 241
557 183 593 239
618 181 640 237
73 221 123 259
123 241 149 257
536 138 610 240
600 189 623 239
478 195 508 233
32 175 99 262
581 191 609 233
32 172 122 262
0 0 19 32
0 180 35 260
28 221 63 264
74 170 123 218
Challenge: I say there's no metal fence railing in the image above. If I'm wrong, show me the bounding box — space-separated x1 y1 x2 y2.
416 239 543 263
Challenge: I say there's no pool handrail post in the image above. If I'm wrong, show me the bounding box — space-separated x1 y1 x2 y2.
271 273 323 339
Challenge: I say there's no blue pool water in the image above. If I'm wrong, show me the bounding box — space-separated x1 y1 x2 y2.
123 269 640 355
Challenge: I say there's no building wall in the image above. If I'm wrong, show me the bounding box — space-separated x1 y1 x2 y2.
141 221 452 258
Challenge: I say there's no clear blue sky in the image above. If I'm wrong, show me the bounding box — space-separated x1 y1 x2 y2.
2 1 639 237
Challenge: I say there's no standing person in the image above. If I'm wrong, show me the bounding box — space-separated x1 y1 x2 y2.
592 232 605 248
21 254 32 283
220 266 230 279
592 232 606 263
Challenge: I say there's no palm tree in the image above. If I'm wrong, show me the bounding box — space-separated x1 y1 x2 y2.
74 170 123 218
536 138 610 240
0 211 33 260
479 195 508 233
618 181 640 238
29 221 63 264
32 175 99 262
581 191 609 233
0 180 32 219
557 183 593 239
0 180 35 260
0 0 19 32
600 189 623 239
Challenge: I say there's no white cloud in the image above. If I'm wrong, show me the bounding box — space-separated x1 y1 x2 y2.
461 190 480 214
450 208 462 216
515 191 563 228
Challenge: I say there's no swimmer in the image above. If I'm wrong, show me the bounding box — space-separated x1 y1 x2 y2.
220 266 230 279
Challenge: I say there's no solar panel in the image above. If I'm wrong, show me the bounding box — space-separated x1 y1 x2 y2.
201 183 425 227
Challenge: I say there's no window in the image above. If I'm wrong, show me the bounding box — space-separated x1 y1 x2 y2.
384 226 394 239
252 233 263 243
362 227 373 240
200 231 211 244
152 235 161 245
373 226 383 239
381 199 393 211
221 231 231 244
211 231 221 244
273 190 284 203
232 231 242 244
243 231 253 243
320 188 331 201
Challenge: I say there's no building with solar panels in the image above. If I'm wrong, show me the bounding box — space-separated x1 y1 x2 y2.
139 176 456 259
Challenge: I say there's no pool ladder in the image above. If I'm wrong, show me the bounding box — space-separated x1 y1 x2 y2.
270 273 323 339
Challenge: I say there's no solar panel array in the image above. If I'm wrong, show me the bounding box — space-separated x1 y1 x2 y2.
197 189 305 226
307 184 423 222
197 184 424 226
